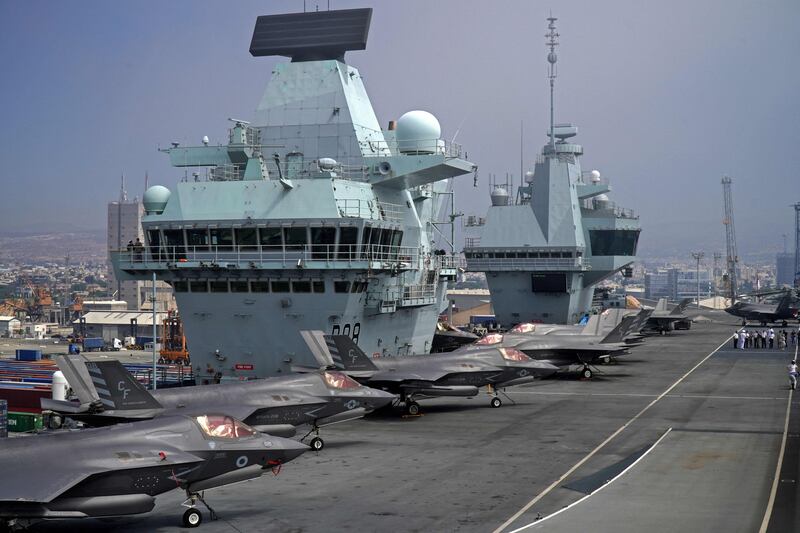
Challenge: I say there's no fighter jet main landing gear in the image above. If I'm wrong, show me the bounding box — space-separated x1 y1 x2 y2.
490 397 502 408
581 366 593 380
301 424 324 451
183 508 202 528
406 401 421 416
182 490 217 528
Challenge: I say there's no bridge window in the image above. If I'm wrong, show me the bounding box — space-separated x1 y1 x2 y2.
210 228 233 251
250 281 269 292
230 281 249 292
284 227 307 251
186 229 209 251
259 227 282 250
360 226 372 259
311 227 336 260
271 280 290 293
210 281 228 292
172 281 188 292
190 281 208 293
334 281 350 293
589 230 640 256
313 281 325 293
292 280 312 293
338 227 358 260
235 228 258 250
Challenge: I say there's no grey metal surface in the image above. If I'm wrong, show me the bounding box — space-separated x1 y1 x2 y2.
25 311 798 531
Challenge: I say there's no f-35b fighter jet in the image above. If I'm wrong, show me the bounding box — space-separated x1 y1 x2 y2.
459 314 640 379
325 334 558 415
0 414 307 529
725 291 798 326
43 353 395 451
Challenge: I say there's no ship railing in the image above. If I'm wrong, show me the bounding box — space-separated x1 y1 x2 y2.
336 198 405 224
464 257 586 271
464 236 481 247
115 244 430 271
373 282 438 308
584 201 638 219
361 138 463 159
433 254 465 270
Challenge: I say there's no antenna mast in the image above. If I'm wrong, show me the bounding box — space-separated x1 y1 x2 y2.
546 15 559 151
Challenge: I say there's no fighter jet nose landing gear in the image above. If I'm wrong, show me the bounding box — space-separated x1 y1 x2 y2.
581 366 593 380
406 401 421 416
490 397 502 408
182 490 217 528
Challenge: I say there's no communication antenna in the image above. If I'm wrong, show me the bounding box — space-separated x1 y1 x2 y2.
546 15 559 151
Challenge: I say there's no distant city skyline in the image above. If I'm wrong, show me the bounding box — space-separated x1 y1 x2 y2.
1 0 798 257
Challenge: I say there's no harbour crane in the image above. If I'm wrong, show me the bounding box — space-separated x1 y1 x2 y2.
721 176 738 303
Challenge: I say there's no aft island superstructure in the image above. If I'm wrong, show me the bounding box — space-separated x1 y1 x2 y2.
464 17 640 325
112 9 476 379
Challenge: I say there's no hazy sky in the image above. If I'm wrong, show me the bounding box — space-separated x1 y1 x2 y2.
1 0 798 258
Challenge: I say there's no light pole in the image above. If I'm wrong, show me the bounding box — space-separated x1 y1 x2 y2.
691 252 704 309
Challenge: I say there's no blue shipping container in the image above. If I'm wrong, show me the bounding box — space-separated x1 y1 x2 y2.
15 349 42 361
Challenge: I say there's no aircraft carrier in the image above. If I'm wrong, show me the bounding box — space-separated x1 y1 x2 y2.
24 310 800 532
12 8 800 533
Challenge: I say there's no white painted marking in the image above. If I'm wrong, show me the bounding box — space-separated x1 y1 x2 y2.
492 333 732 533
508 391 786 401
508 428 673 532
758 339 799 532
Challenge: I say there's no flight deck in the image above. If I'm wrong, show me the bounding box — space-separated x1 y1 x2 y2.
26 310 800 532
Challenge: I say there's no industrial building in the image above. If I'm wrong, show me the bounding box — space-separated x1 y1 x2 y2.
0 316 21 338
72 310 167 343
776 253 795 287
645 268 712 301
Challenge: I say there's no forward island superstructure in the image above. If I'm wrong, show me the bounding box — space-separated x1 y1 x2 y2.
464 17 640 325
112 9 476 379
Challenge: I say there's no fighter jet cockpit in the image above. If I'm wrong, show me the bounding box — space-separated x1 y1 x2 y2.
323 370 363 390
498 348 532 361
510 323 537 333
474 333 504 345
195 414 257 439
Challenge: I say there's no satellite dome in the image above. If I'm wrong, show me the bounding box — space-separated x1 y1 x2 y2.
490 186 509 206
524 171 535 183
596 193 609 201
590 170 601 182
396 110 441 154
143 185 171 215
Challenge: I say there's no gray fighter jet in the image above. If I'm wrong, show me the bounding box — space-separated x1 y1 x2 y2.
42 352 395 451
0 414 307 529
325 334 558 415
459 314 640 379
641 298 692 334
725 291 798 326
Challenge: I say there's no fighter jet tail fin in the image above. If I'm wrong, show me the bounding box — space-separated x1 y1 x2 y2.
775 291 794 315
654 298 668 312
89 360 163 411
672 298 692 315
53 354 101 407
299 330 336 369
325 335 378 372
600 315 637 344
580 314 602 335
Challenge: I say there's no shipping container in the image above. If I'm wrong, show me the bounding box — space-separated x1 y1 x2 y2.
15 349 42 361
7 411 43 432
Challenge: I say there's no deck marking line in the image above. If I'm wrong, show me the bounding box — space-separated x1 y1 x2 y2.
507 428 673 533
509 391 784 401
758 339 798 533
492 333 731 533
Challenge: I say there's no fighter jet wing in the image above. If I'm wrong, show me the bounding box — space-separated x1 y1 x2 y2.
0 438 201 503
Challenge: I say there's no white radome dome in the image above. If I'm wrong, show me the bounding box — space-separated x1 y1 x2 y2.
396 110 441 154
590 170 601 182
143 185 171 214
524 171 535 183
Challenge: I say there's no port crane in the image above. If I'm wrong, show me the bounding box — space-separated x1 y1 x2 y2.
721 176 738 304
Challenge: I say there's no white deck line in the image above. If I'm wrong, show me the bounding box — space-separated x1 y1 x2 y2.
507 427 673 532
492 333 732 533
757 339 799 532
